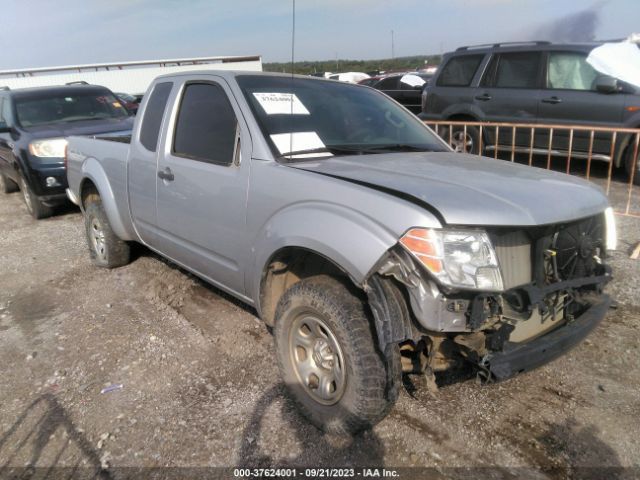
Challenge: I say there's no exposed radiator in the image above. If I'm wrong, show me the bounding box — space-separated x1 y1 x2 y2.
494 231 532 289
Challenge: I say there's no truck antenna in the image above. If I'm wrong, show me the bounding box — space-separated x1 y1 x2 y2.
290 0 296 154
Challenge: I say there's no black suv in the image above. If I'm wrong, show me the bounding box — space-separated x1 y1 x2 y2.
0 84 134 218
420 41 640 183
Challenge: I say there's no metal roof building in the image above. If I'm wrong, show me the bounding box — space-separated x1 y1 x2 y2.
0 55 262 94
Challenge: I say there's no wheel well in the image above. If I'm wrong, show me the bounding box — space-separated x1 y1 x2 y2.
79 179 99 209
447 114 477 121
259 247 353 326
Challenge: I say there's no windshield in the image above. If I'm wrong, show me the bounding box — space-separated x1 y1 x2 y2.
237 75 448 160
15 91 130 127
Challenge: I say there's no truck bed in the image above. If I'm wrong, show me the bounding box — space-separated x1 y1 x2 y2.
66 135 137 240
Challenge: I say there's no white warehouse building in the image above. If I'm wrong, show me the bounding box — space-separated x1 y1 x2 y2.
0 55 262 95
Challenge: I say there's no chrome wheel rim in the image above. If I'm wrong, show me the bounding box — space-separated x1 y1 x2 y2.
89 217 107 261
451 131 473 153
289 313 346 405
20 178 33 213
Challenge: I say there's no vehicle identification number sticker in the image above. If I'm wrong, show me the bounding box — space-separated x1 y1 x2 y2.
253 92 310 115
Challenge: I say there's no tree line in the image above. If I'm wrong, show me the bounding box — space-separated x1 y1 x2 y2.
263 55 442 75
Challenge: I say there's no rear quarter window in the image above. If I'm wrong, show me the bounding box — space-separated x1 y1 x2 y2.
437 54 484 87
140 82 173 152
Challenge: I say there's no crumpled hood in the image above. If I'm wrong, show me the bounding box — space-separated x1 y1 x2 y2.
286 152 609 226
23 117 134 139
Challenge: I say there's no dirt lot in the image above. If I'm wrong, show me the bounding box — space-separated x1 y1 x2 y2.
0 177 639 479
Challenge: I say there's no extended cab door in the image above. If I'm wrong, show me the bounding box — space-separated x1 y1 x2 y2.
154 78 250 297
129 81 174 245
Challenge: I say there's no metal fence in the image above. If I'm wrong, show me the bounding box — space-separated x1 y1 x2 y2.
424 120 640 218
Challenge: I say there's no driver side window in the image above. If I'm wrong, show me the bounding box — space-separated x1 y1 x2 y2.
547 52 599 91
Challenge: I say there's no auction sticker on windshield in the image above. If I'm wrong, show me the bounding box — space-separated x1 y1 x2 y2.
270 131 331 157
253 92 310 115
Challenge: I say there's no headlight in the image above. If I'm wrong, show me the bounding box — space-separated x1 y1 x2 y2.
28 138 68 158
400 228 504 291
604 207 617 251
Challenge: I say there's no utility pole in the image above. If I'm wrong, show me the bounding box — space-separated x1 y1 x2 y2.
391 30 395 59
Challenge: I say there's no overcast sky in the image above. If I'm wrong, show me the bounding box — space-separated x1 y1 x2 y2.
0 0 637 70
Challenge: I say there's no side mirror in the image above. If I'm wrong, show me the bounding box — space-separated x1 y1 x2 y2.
0 124 12 134
595 75 619 94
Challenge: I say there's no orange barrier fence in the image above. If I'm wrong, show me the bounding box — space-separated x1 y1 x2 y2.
424 120 640 218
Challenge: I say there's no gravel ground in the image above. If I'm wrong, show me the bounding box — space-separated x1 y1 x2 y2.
0 177 639 479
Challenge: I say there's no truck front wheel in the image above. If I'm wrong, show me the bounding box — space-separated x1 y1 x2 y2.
274 275 399 435
83 193 130 268
19 175 53 219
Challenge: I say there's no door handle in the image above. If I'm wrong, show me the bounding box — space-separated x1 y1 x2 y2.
474 93 492 101
158 167 174 182
542 96 562 104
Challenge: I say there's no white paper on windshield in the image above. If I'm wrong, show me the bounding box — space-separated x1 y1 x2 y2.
270 131 332 157
253 92 310 115
587 40 640 89
400 74 426 87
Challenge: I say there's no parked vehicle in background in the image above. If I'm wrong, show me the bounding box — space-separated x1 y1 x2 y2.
361 72 433 114
115 92 140 115
67 71 614 435
328 72 370 83
0 84 134 218
420 41 640 183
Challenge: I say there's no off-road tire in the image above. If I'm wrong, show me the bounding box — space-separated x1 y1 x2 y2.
624 143 640 186
0 172 18 194
274 275 400 435
84 193 130 268
19 175 53 219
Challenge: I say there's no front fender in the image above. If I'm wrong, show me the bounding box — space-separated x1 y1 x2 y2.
249 202 400 308
80 158 136 241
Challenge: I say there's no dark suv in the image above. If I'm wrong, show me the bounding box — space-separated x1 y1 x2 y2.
420 41 640 183
0 84 134 218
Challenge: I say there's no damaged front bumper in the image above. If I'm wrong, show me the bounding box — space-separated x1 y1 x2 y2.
479 294 611 381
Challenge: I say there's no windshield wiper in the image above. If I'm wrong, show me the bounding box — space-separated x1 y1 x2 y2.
358 144 438 153
277 144 440 161
63 117 111 123
277 145 365 159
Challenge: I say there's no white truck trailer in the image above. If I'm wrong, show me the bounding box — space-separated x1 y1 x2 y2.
0 55 262 95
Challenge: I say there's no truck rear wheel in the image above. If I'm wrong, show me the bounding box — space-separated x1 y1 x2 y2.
0 172 18 194
83 193 130 268
274 275 399 435
19 175 53 219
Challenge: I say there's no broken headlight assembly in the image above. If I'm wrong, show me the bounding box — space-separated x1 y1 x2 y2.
399 228 504 292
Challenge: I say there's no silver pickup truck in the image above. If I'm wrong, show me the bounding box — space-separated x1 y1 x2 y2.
66 71 615 435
